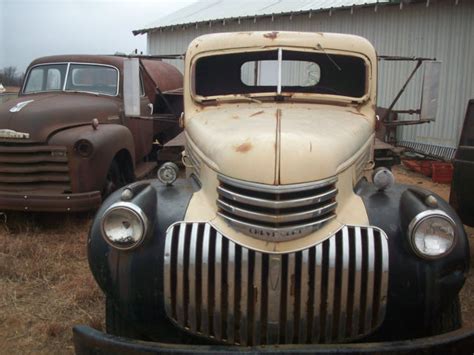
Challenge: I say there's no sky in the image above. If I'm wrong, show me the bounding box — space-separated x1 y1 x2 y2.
0 0 197 73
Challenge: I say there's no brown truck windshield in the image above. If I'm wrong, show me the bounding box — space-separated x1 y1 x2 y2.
195 49 367 99
24 63 119 96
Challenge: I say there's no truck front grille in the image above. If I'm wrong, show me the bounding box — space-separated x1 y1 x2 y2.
217 175 338 241
164 222 389 346
0 144 71 192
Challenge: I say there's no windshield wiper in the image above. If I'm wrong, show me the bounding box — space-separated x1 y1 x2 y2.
316 43 342 72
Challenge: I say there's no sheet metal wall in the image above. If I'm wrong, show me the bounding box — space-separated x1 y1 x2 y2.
147 1 474 153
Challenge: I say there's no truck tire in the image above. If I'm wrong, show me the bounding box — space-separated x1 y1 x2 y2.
105 298 142 339
102 160 127 197
429 296 462 335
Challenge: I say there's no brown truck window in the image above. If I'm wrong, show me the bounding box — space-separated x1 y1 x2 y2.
24 64 68 93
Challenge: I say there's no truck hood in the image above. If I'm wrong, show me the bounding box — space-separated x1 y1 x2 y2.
186 105 373 184
0 93 121 142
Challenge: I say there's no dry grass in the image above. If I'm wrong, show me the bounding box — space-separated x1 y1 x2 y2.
0 212 103 354
0 165 472 354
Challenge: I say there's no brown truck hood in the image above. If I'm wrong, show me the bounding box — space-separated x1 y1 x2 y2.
186 104 373 184
0 93 121 142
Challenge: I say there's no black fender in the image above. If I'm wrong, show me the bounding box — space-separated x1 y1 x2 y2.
88 177 199 340
356 179 469 339
48 124 135 192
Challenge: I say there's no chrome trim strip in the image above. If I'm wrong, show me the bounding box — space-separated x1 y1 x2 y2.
240 248 249 345
285 252 296 344
298 249 310 343
176 223 186 325
253 252 263 345
380 232 390 322
164 226 173 318
217 211 336 242
217 199 337 223
338 226 350 341
214 232 223 340
227 240 236 344
352 227 363 337
365 228 375 333
201 224 210 334
188 224 198 331
267 254 281 345
325 236 336 342
312 243 323 343
218 174 338 194
217 186 338 209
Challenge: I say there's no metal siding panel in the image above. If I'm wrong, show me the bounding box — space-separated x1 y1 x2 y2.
149 2 474 150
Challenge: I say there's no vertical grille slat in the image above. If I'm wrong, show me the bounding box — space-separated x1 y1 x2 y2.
200 224 210 334
188 224 199 331
227 240 236 344
351 227 363 338
213 232 223 340
165 223 389 346
239 248 249 345
338 227 350 340
176 223 186 325
285 253 296 344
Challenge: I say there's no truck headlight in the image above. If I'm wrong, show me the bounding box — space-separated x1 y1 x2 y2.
408 210 456 259
101 202 148 250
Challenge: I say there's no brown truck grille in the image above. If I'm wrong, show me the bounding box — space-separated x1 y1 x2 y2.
164 222 389 346
0 144 71 192
217 175 338 242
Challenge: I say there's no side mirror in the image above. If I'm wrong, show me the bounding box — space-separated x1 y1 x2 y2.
420 61 441 121
123 58 141 117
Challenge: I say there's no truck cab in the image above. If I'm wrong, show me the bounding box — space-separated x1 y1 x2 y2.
0 55 182 212
75 32 473 353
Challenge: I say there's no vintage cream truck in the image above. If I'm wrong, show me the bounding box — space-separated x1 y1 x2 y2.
74 32 473 353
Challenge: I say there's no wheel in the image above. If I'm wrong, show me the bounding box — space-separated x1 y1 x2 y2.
105 297 141 338
102 160 127 197
429 296 462 335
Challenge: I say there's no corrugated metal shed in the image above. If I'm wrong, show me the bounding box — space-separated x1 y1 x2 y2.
134 0 391 34
141 0 474 159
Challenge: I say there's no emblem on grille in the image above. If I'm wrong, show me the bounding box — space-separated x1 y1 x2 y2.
0 129 30 139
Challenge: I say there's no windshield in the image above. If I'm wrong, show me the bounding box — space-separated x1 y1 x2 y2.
23 63 119 96
194 49 367 100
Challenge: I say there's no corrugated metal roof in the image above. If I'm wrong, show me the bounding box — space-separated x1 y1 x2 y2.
134 0 393 34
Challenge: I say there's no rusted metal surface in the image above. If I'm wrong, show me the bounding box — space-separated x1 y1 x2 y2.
0 54 183 212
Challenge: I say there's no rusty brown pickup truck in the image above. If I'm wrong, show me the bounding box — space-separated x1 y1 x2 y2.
0 55 183 212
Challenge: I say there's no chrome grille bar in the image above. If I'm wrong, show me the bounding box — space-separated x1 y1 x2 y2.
164 222 389 345
217 174 338 242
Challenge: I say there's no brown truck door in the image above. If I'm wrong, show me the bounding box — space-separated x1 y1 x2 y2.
450 99 474 226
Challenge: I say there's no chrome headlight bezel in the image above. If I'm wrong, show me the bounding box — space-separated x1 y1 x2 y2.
101 201 149 250
408 209 457 259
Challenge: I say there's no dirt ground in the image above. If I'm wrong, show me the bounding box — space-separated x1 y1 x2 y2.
0 165 473 354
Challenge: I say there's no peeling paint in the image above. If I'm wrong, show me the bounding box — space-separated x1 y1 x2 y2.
263 31 279 39
235 141 253 153
249 110 264 117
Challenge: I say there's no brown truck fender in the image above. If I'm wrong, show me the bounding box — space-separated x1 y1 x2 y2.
48 124 136 193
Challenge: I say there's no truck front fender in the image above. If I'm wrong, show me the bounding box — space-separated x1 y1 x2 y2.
356 179 469 339
49 124 135 192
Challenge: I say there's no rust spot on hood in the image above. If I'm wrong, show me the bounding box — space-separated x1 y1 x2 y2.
249 110 264 117
235 142 253 153
264 31 279 39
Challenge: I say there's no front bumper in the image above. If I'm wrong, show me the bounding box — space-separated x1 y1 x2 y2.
73 325 474 354
0 190 102 212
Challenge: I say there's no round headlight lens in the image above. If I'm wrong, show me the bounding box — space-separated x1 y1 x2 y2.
74 139 93 157
101 202 148 250
409 210 456 258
